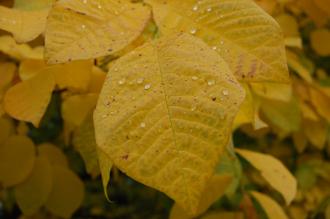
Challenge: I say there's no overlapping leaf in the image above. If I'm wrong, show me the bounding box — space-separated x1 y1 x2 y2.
145 0 290 83
45 0 151 64
94 33 244 214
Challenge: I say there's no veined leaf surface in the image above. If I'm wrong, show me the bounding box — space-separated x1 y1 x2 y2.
145 0 290 83
94 33 244 214
45 0 151 64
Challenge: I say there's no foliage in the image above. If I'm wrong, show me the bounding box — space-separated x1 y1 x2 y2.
0 0 329 218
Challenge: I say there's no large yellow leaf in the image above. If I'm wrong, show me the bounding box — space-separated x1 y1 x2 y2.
4 70 56 127
45 165 84 218
94 33 244 214
14 0 55 10
0 36 44 60
169 174 232 219
236 149 296 205
250 191 288 219
0 135 36 187
145 0 290 83
15 156 53 216
45 0 151 64
0 6 49 43
38 143 68 167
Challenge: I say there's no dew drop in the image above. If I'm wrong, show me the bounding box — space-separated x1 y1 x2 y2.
136 77 144 84
192 5 198 11
190 28 197 35
97 4 102 9
220 41 224 45
212 46 217 50
192 76 198 81
144 84 151 90
206 7 212 12
82 0 87 3
191 105 197 111
207 79 216 86
104 100 110 106
222 89 229 96
118 78 126 85
81 24 86 29
102 114 108 118
140 122 146 128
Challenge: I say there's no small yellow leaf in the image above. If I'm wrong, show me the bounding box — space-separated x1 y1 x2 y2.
38 143 68 167
292 131 308 153
286 50 313 83
0 135 36 187
145 0 290 83
15 156 53 216
250 191 289 219
73 113 100 177
0 36 44 60
236 149 297 205
45 165 84 218
52 60 93 91
4 70 55 127
300 0 329 26
19 60 47 81
97 148 112 201
310 86 330 122
0 6 49 43
0 116 14 145
303 119 328 150
94 33 244 214
276 14 300 37
170 174 232 219
251 82 292 102
310 29 330 56
45 0 151 64
233 84 254 129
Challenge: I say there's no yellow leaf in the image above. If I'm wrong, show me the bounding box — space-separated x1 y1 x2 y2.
0 62 16 90
45 165 84 218
145 0 290 83
19 60 47 81
260 97 301 133
250 191 289 219
0 6 49 43
276 14 300 37
303 119 328 150
292 131 308 153
313 0 330 15
94 33 244 214
0 36 44 60
251 82 292 102
310 28 330 56
236 149 297 205
286 50 313 83
4 70 55 127
14 0 55 10
310 86 330 122
97 148 112 201
0 135 36 187
0 116 14 145
300 0 329 26
233 84 254 129
38 143 68 167
169 174 232 219
73 113 100 177
52 60 93 91
45 0 151 64
88 66 106 93
15 156 53 216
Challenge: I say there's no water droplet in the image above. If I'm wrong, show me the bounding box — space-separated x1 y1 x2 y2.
207 80 216 86
97 4 102 9
104 101 110 106
140 122 146 128
81 24 86 29
206 7 212 12
212 46 217 50
190 28 197 35
191 105 197 111
222 89 229 96
144 84 151 90
192 76 198 81
136 78 144 84
113 68 118 72
220 41 224 45
192 5 198 11
102 114 108 118
82 0 87 3
118 78 126 85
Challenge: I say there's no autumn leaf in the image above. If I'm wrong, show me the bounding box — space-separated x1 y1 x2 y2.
0 135 36 187
0 6 49 43
310 29 330 56
250 191 289 219
45 0 151 64
15 156 53 216
94 33 244 214
145 0 290 83
236 149 297 205
4 70 55 127
38 143 69 167
14 0 55 10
